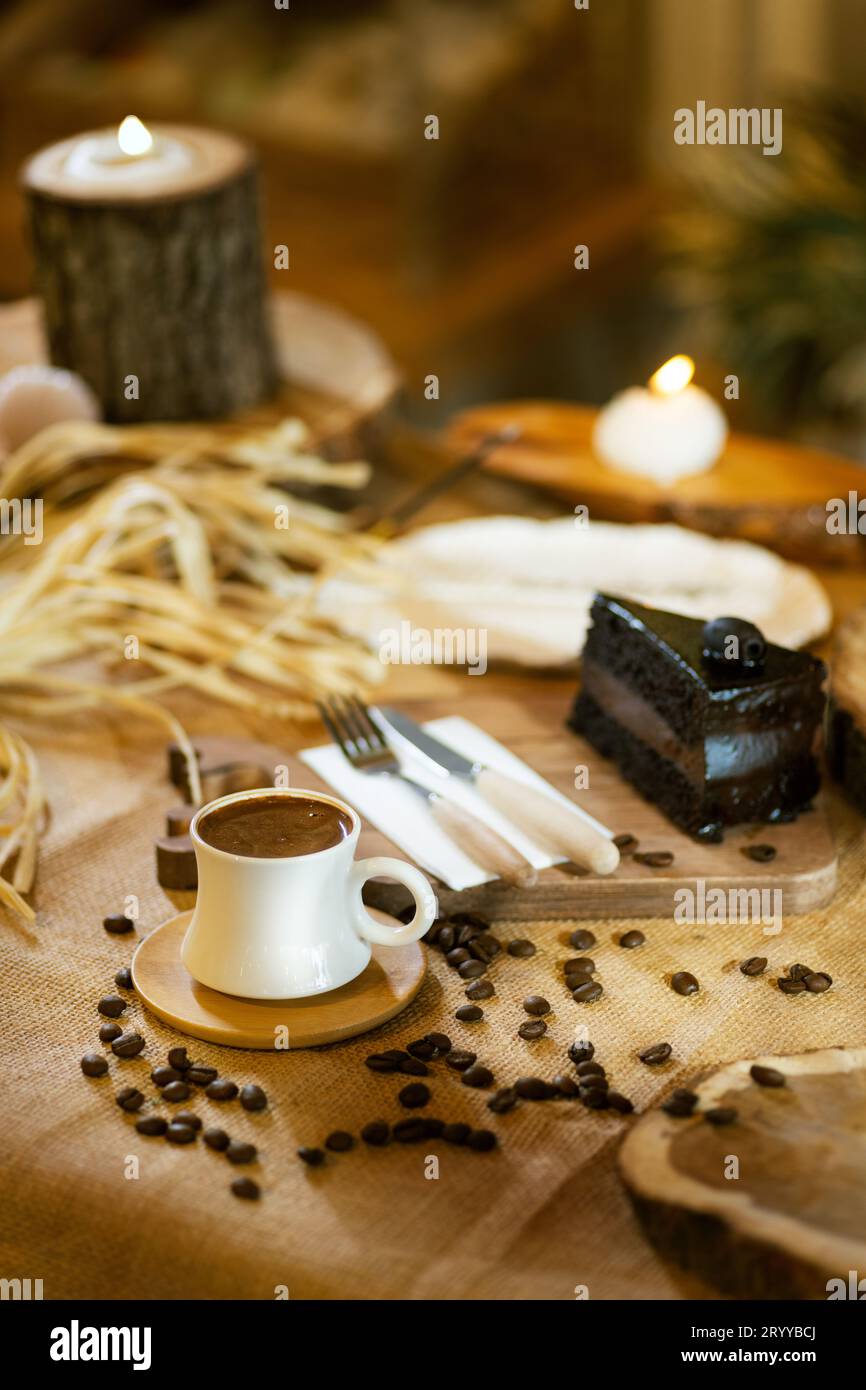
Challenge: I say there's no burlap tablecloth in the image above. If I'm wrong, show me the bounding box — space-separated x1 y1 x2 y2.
2 697 865 1302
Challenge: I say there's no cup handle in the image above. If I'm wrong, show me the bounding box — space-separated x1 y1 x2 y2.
349 856 438 946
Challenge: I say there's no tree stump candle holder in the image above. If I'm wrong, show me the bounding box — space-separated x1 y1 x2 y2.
22 121 278 424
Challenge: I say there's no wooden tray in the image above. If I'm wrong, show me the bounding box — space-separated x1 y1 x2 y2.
446 400 866 567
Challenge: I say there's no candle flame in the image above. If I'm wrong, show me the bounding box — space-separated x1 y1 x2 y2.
117 115 153 157
649 354 695 397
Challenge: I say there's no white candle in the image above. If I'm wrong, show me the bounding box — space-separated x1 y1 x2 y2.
592 356 728 485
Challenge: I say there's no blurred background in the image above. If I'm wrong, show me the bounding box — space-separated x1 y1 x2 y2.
1 0 865 454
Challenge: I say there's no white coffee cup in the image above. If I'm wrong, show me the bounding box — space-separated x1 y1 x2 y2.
181 787 438 999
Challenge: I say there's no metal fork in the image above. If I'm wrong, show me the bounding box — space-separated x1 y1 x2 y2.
317 695 536 888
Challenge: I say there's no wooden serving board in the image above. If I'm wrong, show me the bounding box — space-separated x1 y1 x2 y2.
176 693 837 921
446 400 866 567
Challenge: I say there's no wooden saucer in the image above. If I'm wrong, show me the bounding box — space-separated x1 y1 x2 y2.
132 911 426 1050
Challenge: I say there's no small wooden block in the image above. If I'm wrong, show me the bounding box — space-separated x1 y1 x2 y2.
167 736 287 804
156 834 197 891
166 804 196 837
132 911 426 1049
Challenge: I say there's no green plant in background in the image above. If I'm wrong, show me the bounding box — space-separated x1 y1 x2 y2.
667 93 866 451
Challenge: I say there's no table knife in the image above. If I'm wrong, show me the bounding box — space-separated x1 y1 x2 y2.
376 707 620 876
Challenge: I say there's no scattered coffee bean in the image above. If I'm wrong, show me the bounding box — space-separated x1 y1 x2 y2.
226 1140 257 1165
740 956 767 976
582 1088 610 1109
488 1087 518 1113
573 981 603 1003
613 833 638 851
231 1177 260 1200
166 1121 196 1143
462 1064 494 1088
568 1040 595 1065
297 1146 325 1166
240 1083 267 1111
360 1120 390 1146
103 913 134 935
325 1131 354 1153
365 1053 399 1072
459 960 487 980
518 1020 547 1040
152 1065 182 1088
576 1060 605 1077
393 1118 427 1143
204 1127 230 1151
507 939 536 958
552 1074 580 1098
639 1043 672 1066
743 843 776 863
750 1064 785 1088
455 1005 483 1023
80 1051 108 1077
97 994 126 1018
704 1107 737 1126
399 1057 429 1077
455 923 483 947
442 1122 471 1144
467 1129 497 1152
465 979 494 1001
424 1118 445 1138
515 1076 553 1100
163 1081 191 1102
523 994 550 1017
206 1079 238 1101
446 1049 477 1071
579 1074 609 1092
607 1091 634 1113
437 925 456 953
112 1031 144 1058
788 963 813 981
469 935 500 963
168 1047 191 1072
635 851 674 868
662 1088 698 1117
187 1065 219 1087
136 1115 168 1136
425 1032 452 1056
778 977 806 995
671 971 699 996
422 920 444 945
173 1111 201 1131
406 1039 436 1061
804 971 832 993
98 1022 122 1044
564 956 596 975
569 929 596 951
446 947 471 967
381 1050 409 1064
398 1082 430 1109
619 930 645 949
114 966 133 990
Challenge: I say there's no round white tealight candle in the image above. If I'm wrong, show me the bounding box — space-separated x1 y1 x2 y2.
592 355 728 486
61 115 195 191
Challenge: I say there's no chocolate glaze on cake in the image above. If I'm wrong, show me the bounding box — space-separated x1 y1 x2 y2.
569 594 826 840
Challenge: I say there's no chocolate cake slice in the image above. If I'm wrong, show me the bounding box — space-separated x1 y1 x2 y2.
569 594 826 840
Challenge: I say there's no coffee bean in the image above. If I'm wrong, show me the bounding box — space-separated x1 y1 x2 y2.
459 960 487 980
206 1079 238 1101
523 995 550 1017
518 1020 547 1040
662 1088 698 1117
564 956 596 975
325 1131 354 1152
467 1129 497 1152
174 1111 201 1131
111 1031 144 1058
231 1177 260 1200
613 833 638 851
103 913 134 935
552 1074 580 1098
399 1082 430 1109
240 1084 267 1111
164 1123 194 1145
98 1021 122 1043
569 929 596 951
80 1051 108 1077
136 1115 168 1136
778 977 806 995
582 1088 610 1109
168 1047 191 1072
425 1032 452 1055
462 1064 494 1088
671 971 699 996
573 981 603 1003
705 1107 737 1125
515 1076 553 1100
163 1081 191 1102
114 966 133 990
743 843 776 863
750 1064 785 1087
450 911 490 931
607 1091 634 1113
437 925 456 953
639 1043 672 1066
507 939 536 958
579 1074 608 1092
446 1049 477 1071
442 1122 471 1145
187 1065 219 1087
740 956 767 976
152 1065 182 1087
446 947 471 967
116 1086 145 1112
619 930 645 949
406 1039 436 1061
424 1118 445 1138
298 1146 325 1166
576 1060 605 1077
804 972 832 993
399 1057 429 1076
393 1119 427 1143
635 851 674 868
227 1140 257 1165
788 963 813 981
422 920 444 945
568 1040 595 1065
97 994 126 1018
465 979 494 1001
204 1127 230 1151
455 1005 483 1023
365 1053 399 1072
470 935 501 963
488 1087 518 1113
360 1120 390 1146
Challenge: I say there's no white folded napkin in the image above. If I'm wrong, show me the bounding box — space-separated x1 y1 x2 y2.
299 715 611 891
